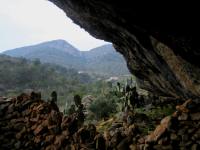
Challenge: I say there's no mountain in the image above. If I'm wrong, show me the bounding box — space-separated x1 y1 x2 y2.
3 40 130 76
3 40 85 69
82 45 130 75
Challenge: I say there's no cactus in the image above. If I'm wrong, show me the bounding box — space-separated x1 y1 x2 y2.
51 91 57 103
73 94 85 127
68 104 76 115
74 94 82 107
117 82 121 92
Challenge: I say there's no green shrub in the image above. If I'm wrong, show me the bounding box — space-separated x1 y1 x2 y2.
89 94 117 120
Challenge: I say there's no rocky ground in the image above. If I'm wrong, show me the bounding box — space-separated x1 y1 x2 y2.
0 93 200 150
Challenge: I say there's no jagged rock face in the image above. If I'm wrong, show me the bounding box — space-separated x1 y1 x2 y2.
49 0 200 99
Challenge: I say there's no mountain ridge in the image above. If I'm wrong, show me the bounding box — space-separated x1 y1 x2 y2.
3 39 130 76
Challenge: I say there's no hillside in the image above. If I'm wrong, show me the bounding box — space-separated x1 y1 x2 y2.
3 40 130 76
0 55 94 108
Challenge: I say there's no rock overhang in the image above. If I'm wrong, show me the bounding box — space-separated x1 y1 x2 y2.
49 0 200 99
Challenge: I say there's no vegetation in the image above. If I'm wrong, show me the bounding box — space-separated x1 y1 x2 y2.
0 55 95 109
135 105 175 121
0 55 130 112
89 94 118 120
87 77 137 120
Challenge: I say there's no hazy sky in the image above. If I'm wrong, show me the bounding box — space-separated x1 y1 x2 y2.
0 0 108 52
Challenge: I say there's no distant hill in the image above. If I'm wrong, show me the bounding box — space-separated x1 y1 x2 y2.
3 40 130 76
3 40 85 70
82 45 130 76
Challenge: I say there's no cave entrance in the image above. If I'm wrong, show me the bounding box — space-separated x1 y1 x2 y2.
0 1 199 149
0 0 132 113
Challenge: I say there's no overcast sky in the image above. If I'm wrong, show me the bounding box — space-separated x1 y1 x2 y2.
0 0 108 52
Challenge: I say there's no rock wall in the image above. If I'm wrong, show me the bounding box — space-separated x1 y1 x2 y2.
1 93 200 149
49 0 200 99
0 93 100 149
